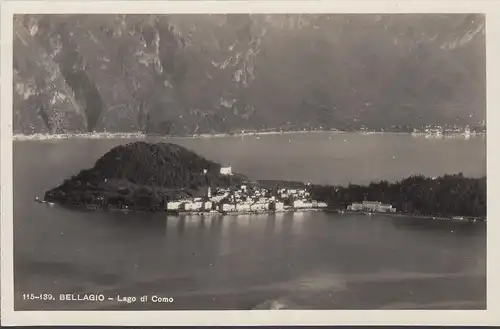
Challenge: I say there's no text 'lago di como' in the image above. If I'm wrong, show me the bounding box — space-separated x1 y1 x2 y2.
22 293 174 304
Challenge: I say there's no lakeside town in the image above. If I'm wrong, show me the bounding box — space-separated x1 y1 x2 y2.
160 182 484 222
162 166 329 215
152 166 485 223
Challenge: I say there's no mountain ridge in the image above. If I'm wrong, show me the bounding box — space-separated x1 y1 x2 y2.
13 14 486 135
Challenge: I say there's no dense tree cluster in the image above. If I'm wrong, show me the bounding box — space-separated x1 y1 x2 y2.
309 173 486 218
45 142 244 210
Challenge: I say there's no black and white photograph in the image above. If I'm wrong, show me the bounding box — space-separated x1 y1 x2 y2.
1 0 497 326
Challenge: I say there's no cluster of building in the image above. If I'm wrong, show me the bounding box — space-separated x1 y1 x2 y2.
165 182 328 214
411 124 485 137
347 201 396 213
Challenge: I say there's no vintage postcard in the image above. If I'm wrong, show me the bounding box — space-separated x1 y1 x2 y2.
1 0 499 326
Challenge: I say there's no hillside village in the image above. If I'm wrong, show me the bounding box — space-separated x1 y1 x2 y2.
165 166 328 214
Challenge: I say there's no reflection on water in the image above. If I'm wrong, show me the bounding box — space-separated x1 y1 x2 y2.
164 213 308 239
265 216 276 237
100 211 484 255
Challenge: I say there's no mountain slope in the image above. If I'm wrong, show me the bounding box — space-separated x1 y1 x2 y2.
13 14 486 135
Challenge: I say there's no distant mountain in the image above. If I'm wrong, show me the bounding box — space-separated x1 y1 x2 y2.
13 14 486 135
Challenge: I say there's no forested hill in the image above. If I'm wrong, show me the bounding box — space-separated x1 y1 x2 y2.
14 14 485 135
44 141 245 207
309 174 486 218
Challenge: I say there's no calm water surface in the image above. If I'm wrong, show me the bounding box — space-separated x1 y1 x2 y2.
13 133 486 310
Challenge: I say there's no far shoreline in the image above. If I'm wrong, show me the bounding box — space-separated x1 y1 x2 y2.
12 129 485 141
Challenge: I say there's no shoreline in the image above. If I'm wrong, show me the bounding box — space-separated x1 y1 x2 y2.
35 198 325 215
13 130 485 141
331 209 486 223
35 199 485 223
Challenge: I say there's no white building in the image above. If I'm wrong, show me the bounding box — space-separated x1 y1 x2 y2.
167 201 183 210
302 202 313 208
184 201 203 211
204 201 213 211
361 201 381 212
293 200 311 208
251 202 269 211
348 201 394 213
220 204 236 212
273 202 285 211
220 166 233 176
210 195 226 203
236 203 251 211
376 203 394 212
183 202 195 211
348 202 364 211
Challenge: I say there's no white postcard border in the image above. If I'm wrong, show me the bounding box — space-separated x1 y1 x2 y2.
1 0 499 326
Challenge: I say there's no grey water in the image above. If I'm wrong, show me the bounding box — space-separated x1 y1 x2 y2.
13 132 486 310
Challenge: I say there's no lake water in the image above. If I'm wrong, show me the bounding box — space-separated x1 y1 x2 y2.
13 132 486 310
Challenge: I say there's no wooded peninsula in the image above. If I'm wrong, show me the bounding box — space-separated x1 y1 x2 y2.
307 174 486 219
43 142 486 220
